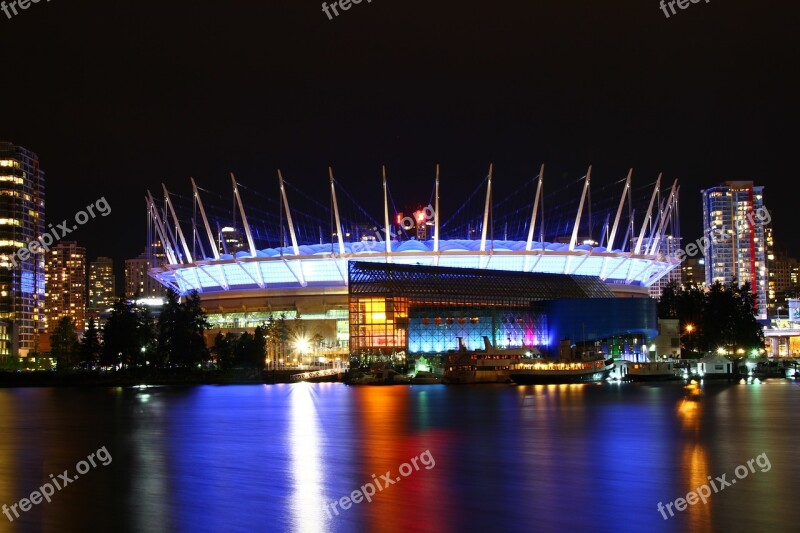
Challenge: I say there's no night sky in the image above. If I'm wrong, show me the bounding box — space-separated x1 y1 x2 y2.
1 0 797 280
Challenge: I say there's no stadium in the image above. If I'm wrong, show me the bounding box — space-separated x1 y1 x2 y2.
146 165 680 363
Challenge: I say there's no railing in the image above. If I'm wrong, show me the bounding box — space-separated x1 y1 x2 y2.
290 367 346 382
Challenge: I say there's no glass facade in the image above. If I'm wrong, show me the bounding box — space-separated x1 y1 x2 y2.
407 307 548 353
702 182 768 318
348 261 650 360
0 142 46 356
205 309 351 354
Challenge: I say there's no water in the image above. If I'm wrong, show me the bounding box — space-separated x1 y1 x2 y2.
1 381 799 532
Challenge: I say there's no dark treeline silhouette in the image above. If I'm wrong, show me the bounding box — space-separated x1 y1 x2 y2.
659 281 765 357
50 290 210 372
211 314 291 370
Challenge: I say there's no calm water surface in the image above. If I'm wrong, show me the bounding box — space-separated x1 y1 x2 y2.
1 381 799 532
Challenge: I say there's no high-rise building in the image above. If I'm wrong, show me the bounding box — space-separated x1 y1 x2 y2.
648 235 682 299
0 320 11 358
125 250 166 299
681 257 706 287
767 240 799 316
218 226 247 255
89 257 116 310
0 142 46 356
45 241 87 331
701 181 769 319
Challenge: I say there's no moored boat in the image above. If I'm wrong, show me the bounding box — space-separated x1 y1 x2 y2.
442 337 527 384
347 366 411 385
347 371 377 385
508 357 614 384
625 361 683 382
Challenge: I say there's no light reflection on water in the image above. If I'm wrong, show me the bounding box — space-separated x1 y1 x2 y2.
289 383 326 532
0 382 799 532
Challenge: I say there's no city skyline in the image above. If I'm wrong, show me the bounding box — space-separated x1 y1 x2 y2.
1 142 795 278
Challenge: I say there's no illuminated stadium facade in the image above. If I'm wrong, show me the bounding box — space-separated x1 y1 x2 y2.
146 165 681 361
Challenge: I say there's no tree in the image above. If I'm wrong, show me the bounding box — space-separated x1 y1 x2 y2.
136 305 157 367
312 333 325 353
51 317 79 372
156 290 180 366
156 290 210 368
233 331 253 368
182 291 211 365
661 281 765 357
102 299 142 369
264 314 290 367
657 281 679 319
249 326 267 370
211 332 236 369
79 318 102 368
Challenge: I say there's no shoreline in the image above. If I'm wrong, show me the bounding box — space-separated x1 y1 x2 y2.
0 369 346 388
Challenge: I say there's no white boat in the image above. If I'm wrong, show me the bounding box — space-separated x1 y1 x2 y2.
443 337 527 384
625 361 682 382
508 356 615 384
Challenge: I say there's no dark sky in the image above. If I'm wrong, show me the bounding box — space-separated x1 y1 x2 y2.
1 0 798 275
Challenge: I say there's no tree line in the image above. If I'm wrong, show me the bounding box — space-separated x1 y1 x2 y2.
658 281 765 357
210 314 293 371
50 290 209 371
49 291 302 372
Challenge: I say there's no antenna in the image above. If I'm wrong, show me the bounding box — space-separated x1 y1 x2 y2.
480 163 493 252
329 167 345 255
230 173 257 258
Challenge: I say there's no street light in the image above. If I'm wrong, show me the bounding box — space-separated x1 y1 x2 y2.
682 324 695 359
293 338 310 367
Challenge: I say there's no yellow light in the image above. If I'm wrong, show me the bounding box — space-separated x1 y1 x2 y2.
294 338 310 354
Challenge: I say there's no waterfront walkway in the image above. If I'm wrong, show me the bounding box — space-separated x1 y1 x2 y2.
290 368 346 382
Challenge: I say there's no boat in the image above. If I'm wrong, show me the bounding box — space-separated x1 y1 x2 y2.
347 366 410 385
508 346 614 384
347 371 377 385
750 359 796 380
443 337 528 384
410 371 442 384
625 361 683 382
